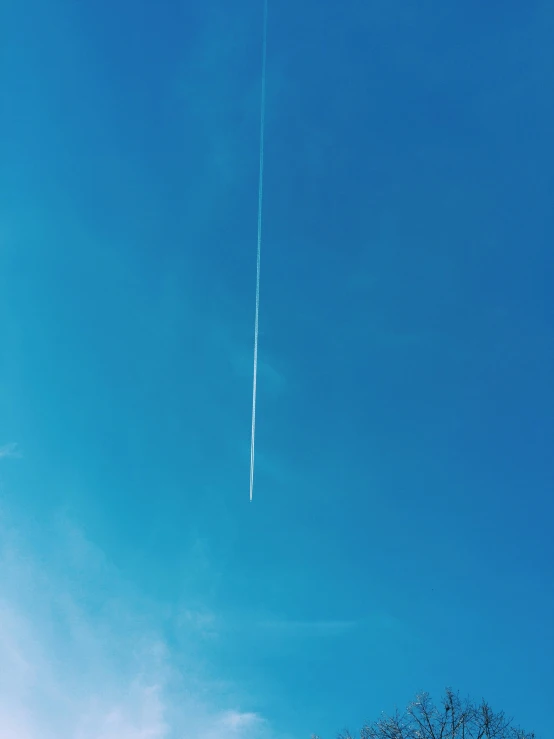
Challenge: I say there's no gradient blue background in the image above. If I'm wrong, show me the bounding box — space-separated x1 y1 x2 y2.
1 0 553 737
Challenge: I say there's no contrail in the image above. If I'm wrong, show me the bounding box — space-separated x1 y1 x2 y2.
249 0 268 502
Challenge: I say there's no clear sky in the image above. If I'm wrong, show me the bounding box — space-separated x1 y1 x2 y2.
1 0 553 737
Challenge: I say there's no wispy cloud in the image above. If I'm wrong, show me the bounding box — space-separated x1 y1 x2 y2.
178 607 219 639
0 517 280 739
259 618 357 637
255 611 411 644
201 710 268 739
0 442 21 459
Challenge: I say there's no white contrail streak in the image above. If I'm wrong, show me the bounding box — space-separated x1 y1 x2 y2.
250 0 268 502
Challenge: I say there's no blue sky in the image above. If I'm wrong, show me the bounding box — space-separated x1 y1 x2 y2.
1 0 553 737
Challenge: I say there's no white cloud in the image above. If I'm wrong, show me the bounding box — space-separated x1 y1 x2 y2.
175 708 270 739
0 518 278 739
208 710 267 738
73 682 168 739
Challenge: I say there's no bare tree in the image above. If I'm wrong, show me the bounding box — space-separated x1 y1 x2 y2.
313 688 537 739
